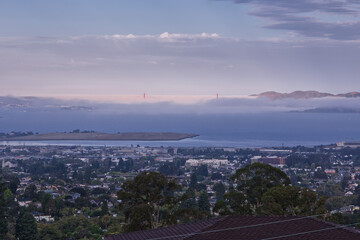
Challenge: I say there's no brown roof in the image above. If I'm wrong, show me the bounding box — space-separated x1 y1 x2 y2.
105 215 360 240
105 217 226 240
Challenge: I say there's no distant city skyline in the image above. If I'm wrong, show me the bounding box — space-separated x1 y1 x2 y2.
1 0 360 99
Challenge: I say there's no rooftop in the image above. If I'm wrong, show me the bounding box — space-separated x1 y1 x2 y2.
105 215 360 240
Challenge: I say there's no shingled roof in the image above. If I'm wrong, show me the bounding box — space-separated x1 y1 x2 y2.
105 215 360 240
105 217 226 240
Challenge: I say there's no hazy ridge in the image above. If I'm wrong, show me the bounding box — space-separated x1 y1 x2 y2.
255 91 360 100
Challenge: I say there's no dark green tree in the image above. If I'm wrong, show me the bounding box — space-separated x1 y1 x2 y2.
195 183 207 192
314 170 328 180
197 191 210 215
50 215 101 239
213 182 226 201
54 197 65 218
84 167 91 184
8 175 20 195
15 211 38 240
261 185 327 216
39 193 55 215
70 187 87 197
180 190 197 210
213 200 232 216
341 175 352 190
118 172 182 232
23 184 37 200
216 163 290 215
231 163 289 209
166 190 208 225
211 172 223 180
0 169 8 239
101 201 109 216
158 163 176 176
189 173 197 190
38 223 63 240
196 165 208 177
318 182 343 198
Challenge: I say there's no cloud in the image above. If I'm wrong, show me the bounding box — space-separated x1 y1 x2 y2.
76 32 220 42
218 0 360 40
268 21 360 40
1 33 360 97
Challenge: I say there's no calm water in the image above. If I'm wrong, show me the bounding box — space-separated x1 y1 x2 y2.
0 112 359 147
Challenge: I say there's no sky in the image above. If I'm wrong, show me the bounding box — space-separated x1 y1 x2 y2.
1 0 360 101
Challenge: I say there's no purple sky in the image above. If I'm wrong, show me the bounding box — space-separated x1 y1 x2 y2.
1 0 360 100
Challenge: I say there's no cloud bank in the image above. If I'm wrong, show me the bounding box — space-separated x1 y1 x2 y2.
1 32 360 97
1 95 360 115
219 0 360 40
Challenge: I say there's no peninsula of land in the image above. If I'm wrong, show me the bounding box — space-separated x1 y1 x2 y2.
3 132 199 141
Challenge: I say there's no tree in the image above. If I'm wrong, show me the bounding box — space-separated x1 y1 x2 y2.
0 169 8 239
198 191 210 215
311 163 316 171
195 183 207 192
53 215 101 239
213 182 226 201
341 175 352 190
325 196 355 211
172 190 210 224
314 170 328 180
8 175 20 195
54 197 65 218
189 173 197 190
23 184 37 200
196 165 208 177
158 163 176 176
15 211 38 240
84 167 91 184
91 187 107 195
261 186 326 216
232 163 290 208
118 172 182 232
180 190 197 210
38 223 63 240
101 215 111 230
70 187 87 197
101 201 109 216
213 200 232 216
318 182 343 198
3 189 13 204
211 172 223 180
217 163 290 215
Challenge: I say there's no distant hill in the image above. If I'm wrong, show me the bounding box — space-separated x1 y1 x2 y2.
336 92 360 98
302 107 360 113
254 91 360 100
5 132 199 141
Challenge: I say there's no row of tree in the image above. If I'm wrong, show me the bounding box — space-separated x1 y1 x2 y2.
1 170 37 240
0 163 341 238
117 163 327 233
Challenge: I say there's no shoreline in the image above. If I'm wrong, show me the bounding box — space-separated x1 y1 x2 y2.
2 132 199 142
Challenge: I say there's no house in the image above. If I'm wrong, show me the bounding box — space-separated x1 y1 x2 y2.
185 159 229 168
251 156 285 166
32 212 55 223
339 205 360 214
105 215 360 240
324 169 336 175
1 159 17 168
69 193 81 200
18 199 33 207
261 156 285 166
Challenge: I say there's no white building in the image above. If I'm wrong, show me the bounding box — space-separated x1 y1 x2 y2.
185 159 229 168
